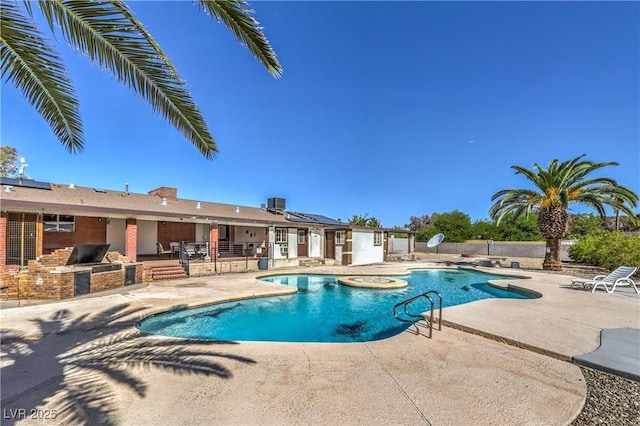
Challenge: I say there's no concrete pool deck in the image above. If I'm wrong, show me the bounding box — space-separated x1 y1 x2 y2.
1 260 639 425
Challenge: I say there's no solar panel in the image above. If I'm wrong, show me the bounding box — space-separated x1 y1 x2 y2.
0 177 51 190
285 211 343 226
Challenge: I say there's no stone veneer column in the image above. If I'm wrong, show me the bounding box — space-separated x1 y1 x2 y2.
0 213 7 266
125 219 137 261
209 224 219 258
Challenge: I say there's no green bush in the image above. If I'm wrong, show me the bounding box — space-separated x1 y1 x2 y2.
431 211 473 243
569 232 640 271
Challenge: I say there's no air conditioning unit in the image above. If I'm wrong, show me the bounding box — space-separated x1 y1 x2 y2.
267 197 286 211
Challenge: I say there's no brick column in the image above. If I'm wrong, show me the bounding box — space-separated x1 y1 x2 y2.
125 219 137 261
0 213 7 266
209 224 219 258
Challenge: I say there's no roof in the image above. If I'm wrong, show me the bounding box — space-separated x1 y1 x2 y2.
0 179 291 226
0 178 362 229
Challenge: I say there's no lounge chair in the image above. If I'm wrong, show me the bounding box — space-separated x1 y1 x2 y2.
570 266 639 294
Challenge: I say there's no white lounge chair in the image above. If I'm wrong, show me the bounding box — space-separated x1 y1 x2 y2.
570 266 639 294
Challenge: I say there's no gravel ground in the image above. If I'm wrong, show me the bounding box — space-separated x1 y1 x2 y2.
571 366 640 426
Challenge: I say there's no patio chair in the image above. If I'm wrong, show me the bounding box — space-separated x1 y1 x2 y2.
156 242 173 259
169 242 180 256
185 243 199 260
570 266 639 294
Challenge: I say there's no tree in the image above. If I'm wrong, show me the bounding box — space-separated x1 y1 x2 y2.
406 214 433 231
431 210 473 243
490 155 638 271
0 145 18 177
1 0 281 158
348 213 381 228
472 219 502 241
567 213 606 238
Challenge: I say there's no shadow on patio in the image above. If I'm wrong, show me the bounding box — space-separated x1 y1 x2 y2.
0 304 256 425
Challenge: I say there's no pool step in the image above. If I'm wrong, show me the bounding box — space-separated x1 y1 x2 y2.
298 258 328 267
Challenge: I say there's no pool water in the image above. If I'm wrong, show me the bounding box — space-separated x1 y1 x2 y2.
137 269 532 342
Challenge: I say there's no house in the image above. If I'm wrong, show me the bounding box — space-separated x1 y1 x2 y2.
0 178 414 276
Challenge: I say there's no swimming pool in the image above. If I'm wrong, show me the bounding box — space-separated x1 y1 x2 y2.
137 269 535 342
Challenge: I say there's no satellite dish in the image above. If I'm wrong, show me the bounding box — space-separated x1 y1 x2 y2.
427 233 445 248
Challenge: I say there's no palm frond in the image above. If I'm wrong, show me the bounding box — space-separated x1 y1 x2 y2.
199 0 282 77
493 154 640 230
111 0 180 79
0 1 84 152
38 0 218 158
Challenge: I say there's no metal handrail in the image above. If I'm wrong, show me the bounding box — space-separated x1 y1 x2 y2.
424 290 443 332
392 290 443 338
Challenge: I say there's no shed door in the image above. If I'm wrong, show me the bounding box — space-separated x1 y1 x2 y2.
297 229 308 257
325 231 335 259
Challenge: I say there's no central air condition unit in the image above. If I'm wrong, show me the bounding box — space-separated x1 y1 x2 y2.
267 197 286 211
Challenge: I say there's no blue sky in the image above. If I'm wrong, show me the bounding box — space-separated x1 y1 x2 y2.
2 1 639 228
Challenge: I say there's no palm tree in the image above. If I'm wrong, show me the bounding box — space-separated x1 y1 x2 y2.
489 155 638 271
0 0 281 159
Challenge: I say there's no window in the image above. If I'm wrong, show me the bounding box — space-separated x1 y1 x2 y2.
335 231 345 245
43 214 75 232
374 231 382 246
275 227 288 243
297 230 306 244
219 225 228 241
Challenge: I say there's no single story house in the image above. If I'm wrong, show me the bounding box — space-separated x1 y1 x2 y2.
0 178 414 273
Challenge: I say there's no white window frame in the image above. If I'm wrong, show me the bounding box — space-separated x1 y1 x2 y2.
335 231 345 245
275 227 288 243
44 214 75 232
297 230 306 244
374 231 382 246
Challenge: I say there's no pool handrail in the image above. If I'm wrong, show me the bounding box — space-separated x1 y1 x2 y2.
392 290 443 338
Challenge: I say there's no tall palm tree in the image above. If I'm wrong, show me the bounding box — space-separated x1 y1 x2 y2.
489 155 638 271
0 0 282 159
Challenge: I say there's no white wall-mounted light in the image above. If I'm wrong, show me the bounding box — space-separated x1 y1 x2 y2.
196 202 201 209
69 183 75 189
161 198 168 205
235 206 240 213
4 186 13 192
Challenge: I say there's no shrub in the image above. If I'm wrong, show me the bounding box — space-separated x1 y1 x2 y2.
569 232 640 271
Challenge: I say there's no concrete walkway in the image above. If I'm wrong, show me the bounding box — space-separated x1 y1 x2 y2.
1 261 638 425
